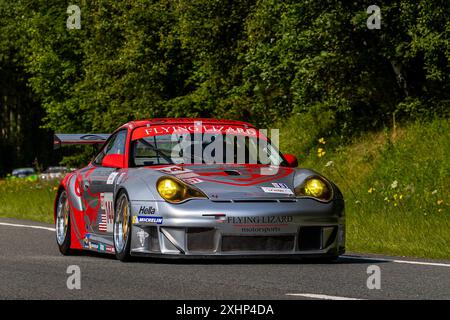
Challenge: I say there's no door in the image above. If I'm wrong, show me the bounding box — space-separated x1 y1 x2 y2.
82 130 128 237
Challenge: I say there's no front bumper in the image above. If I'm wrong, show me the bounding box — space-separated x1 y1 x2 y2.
129 198 345 258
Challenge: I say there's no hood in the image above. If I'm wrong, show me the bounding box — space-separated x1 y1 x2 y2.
147 164 297 200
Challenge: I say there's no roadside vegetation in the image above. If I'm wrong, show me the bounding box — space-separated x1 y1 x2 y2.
0 179 58 224
0 119 448 259
281 118 450 260
0 1 449 259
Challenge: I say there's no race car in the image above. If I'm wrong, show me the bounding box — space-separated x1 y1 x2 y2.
40 166 71 180
54 118 345 261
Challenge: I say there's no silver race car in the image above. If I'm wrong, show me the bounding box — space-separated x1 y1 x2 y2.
54 118 345 261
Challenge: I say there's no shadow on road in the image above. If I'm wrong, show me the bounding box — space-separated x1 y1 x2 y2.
71 251 389 265
131 255 390 266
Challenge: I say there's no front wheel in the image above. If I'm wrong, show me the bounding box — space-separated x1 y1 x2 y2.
114 191 132 262
56 190 73 255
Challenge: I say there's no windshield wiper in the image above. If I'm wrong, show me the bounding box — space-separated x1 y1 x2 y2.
139 139 174 165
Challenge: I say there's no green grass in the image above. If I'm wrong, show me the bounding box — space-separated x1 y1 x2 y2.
0 118 449 259
0 179 58 224
281 118 450 260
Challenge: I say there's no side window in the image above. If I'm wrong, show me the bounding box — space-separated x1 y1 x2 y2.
93 130 127 166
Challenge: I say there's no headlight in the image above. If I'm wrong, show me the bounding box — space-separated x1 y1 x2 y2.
156 177 207 203
294 176 333 202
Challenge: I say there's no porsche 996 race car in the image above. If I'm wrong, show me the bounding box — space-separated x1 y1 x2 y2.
54 118 345 261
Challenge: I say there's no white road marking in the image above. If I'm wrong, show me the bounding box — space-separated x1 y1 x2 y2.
286 293 364 300
0 220 449 269
342 255 450 268
0 222 55 232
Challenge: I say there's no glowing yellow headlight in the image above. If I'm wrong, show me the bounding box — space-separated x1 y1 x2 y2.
157 178 185 201
304 179 327 197
295 177 333 201
156 177 207 203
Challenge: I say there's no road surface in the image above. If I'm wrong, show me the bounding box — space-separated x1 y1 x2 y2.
0 218 449 299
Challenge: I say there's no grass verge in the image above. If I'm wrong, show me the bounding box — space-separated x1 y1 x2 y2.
0 179 58 224
281 118 450 260
0 118 448 259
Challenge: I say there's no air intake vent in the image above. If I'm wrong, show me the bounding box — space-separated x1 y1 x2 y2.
298 227 322 250
187 228 216 252
222 235 295 251
224 170 241 176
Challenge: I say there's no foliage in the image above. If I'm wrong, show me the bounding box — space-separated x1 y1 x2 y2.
9 0 447 139
281 118 449 259
0 0 54 175
2 119 448 259
0 1 448 170
0 178 59 223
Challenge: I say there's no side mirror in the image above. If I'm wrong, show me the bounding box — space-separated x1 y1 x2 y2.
102 154 125 168
283 154 298 168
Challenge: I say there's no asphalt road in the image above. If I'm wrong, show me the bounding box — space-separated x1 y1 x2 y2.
0 217 449 300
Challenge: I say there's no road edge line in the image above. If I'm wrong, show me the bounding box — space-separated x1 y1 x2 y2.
0 221 55 232
286 293 365 300
341 255 450 268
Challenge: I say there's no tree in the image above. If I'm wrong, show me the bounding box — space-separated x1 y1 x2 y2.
0 0 53 175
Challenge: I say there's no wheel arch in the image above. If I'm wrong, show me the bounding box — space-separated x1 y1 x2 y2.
114 187 130 207
53 185 66 224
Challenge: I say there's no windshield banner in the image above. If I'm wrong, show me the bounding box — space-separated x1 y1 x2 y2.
132 124 262 141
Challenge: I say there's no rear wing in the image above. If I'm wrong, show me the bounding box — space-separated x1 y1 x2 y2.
54 134 111 150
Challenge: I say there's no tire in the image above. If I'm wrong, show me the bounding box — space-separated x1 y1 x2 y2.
55 190 73 255
113 191 133 262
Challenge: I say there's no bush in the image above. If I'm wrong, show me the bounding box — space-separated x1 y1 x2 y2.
286 118 450 259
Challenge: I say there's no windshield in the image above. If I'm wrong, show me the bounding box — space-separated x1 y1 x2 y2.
131 131 284 167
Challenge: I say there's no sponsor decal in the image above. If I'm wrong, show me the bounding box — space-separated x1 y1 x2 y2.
106 172 119 184
215 216 226 223
136 216 163 224
106 246 115 253
132 125 258 140
82 234 112 253
137 229 149 247
261 186 293 195
241 227 281 233
82 234 91 248
138 206 156 215
272 182 289 189
203 213 227 223
227 216 293 224
182 177 203 184
116 172 126 184
99 193 114 232
227 216 292 233
157 166 203 184
89 241 99 250
159 166 192 175
175 172 199 179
